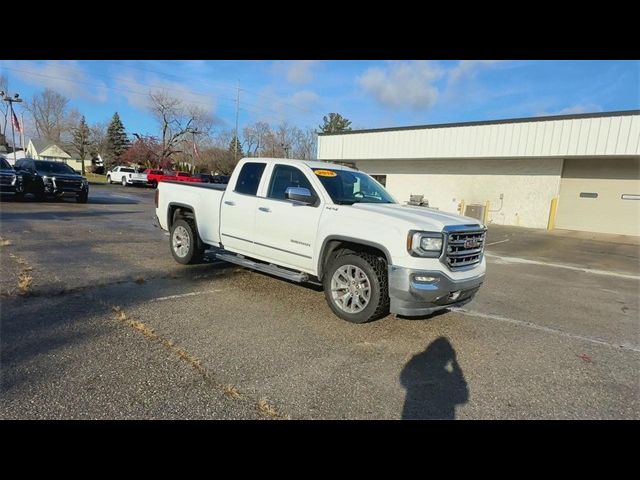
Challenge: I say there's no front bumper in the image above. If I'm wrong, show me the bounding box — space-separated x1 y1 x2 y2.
388 265 485 316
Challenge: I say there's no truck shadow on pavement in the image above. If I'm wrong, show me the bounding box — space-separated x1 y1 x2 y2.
400 337 469 419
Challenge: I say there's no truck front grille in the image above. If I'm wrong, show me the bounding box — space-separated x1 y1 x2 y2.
0 173 15 186
55 178 82 191
445 230 486 269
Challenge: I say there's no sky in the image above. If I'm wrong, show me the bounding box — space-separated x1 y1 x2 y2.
1 60 638 138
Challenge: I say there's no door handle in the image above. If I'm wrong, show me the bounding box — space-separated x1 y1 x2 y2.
224 201 235 206
258 207 271 213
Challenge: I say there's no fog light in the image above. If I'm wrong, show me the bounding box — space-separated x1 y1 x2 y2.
414 275 439 283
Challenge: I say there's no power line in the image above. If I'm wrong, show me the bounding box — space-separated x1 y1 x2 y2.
3 64 318 124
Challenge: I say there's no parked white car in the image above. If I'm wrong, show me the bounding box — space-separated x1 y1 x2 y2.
106 166 148 186
155 158 487 324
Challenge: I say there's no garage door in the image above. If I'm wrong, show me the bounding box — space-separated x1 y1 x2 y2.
556 158 640 236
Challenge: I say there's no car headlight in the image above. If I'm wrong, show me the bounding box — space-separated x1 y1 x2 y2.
408 231 443 257
10 174 17 186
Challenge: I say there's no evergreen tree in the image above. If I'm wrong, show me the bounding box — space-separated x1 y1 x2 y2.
106 112 130 164
228 135 244 160
319 113 352 134
71 115 91 175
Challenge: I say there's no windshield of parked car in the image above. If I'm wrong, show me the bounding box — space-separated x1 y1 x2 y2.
313 169 396 205
0 157 11 170
34 161 77 175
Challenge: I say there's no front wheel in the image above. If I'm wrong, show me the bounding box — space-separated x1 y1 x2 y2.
121 177 127 186
106 175 111 184
170 218 205 265
76 191 88 203
323 251 390 323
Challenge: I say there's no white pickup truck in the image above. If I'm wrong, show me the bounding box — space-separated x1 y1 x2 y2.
155 158 486 323
106 166 148 186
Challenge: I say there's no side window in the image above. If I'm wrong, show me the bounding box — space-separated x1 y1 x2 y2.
267 165 315 200
234 162 266 196
114 167 119 172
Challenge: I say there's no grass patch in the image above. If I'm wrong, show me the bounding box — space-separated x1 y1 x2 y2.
224 385 242 399
85 172 107 183
256 398 279 418
18 272 33 295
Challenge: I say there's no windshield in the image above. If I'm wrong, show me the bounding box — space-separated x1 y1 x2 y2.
0 157 11 170
34 161 77 175
313 169 396 205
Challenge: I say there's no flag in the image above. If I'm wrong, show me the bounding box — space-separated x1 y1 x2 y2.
12 110 21 133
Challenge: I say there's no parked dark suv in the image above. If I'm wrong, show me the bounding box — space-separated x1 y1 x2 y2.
15 159 89 203
0 156 25 200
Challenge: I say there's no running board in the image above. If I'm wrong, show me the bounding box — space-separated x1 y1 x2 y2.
215 252 309 282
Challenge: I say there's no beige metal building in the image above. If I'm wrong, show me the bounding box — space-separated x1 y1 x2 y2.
316 110 640 236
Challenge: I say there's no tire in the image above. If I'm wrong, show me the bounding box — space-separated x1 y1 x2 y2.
121 177 127 186
106 175 111 184
14 192 24 202
323 251 390 323
33 185 45 202
170 218 205 265
76 191 88 203
151 180 158 189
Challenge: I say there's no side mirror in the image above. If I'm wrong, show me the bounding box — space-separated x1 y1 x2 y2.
285 187 315 205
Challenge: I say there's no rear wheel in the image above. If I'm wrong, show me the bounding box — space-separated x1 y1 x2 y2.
151 180 158 189
323 251 390 323
170 218 205 265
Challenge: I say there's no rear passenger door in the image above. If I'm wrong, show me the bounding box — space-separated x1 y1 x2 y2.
219 161 267 256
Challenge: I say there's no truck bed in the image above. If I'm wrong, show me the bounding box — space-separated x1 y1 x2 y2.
156 180 226 246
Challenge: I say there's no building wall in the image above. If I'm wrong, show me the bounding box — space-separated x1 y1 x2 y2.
318 113 640 160
355 158 564 229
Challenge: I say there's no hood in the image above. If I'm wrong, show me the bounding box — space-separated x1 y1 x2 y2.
351 203 483 231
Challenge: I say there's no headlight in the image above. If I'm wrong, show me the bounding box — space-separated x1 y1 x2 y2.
10 174 17 186
408 231 443 257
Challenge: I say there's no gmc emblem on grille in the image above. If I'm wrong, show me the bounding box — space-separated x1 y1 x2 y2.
464 238 479 249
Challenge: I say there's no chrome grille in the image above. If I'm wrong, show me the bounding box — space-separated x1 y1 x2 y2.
445 230 486 269
55 178 82 191
0 173 15 186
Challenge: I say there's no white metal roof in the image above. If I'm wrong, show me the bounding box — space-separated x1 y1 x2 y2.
317 111 640 160
242 157 357 171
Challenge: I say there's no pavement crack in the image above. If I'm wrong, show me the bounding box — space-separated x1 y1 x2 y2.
108 303 288 420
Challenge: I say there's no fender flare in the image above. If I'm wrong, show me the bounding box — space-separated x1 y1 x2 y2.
317 235 392 280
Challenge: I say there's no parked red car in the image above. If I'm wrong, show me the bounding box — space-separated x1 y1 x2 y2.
143 169 203 188
143 169 165 188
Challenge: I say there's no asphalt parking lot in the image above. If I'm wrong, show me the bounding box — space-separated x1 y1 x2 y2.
1 184 638 419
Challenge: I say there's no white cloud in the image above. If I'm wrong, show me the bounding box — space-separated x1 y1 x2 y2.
448 60 503 83
286 61 318 84
6 60 108 102
358 61 444 110
289 90 320 109
538 103 603 116
112 70 217 114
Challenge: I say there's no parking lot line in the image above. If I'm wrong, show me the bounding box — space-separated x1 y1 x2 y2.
453 308 640 353
485 253 640 281
149 289 225 302
485 239 511 246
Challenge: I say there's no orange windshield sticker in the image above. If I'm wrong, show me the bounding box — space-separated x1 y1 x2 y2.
314 169 337 177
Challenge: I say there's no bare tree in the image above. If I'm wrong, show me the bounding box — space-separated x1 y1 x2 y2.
89 121 109 157
25 88 74 143
242 121 271 157
148 91 214 165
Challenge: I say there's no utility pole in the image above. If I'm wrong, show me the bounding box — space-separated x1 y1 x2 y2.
1 91 23 164
234 81 240 161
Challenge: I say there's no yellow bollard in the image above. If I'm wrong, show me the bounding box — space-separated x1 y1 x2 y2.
483 201 490 225
547 197 558 230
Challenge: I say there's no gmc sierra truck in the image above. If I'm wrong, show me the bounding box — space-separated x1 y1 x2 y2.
155 158 486 323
